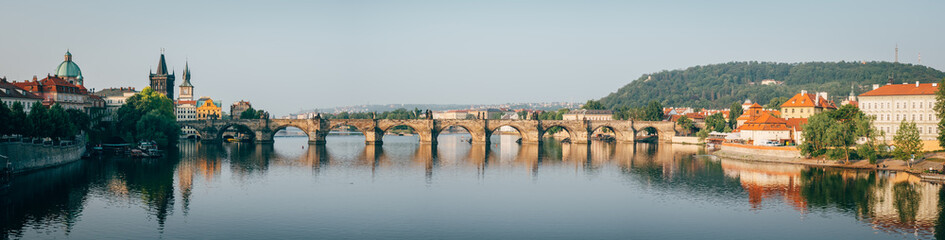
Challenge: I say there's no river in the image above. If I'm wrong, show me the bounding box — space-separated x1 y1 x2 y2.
1 134 943 239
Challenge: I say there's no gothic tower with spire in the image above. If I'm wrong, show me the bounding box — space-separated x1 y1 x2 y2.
149 51 176 98
179 61 193 101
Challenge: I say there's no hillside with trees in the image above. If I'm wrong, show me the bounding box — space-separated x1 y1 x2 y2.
599 61 945 109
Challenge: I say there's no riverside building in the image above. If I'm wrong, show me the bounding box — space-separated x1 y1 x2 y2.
859 82 940 151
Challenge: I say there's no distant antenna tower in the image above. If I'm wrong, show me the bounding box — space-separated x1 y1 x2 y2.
895 44 899 63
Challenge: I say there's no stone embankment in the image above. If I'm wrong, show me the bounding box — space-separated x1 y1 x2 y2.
711 143 923 172
0 138 86 174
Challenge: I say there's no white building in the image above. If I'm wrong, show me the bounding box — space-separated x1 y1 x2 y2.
0 77 43 112
94 87 138 122
562 109 613 121
859 82 940 151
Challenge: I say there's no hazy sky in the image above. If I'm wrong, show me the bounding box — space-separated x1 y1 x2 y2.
1 0 942 115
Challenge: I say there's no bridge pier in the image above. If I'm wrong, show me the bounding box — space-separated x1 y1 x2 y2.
365 129 384 145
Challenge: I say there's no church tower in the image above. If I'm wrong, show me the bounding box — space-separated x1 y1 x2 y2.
149 51 176 98
179 61 193 101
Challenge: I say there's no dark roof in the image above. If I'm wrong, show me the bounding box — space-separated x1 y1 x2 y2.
156 53 168 75
180 61 192 87
0 79 43 100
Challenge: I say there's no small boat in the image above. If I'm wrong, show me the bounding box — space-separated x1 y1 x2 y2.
130 149 150 158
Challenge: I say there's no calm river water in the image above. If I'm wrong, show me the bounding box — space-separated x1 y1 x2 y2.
2 134 944 239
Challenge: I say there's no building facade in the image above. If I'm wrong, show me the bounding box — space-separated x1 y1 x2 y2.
562 109 613 121
149 53 175 99
230 100 252 119
859 82 940 150
13 75 89 110
780 90 837 119
196 97 222 120
0 77 43 112
176 62 196 122
94 87 138 122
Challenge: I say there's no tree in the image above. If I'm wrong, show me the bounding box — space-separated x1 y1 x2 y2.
0 102 10 135
936 77 945 149
240 107 260 119
8 102 27 136
705 113 726 132
644 101 663 121
766 97 790 109
800 106 879 161
676 116 695 136
47 104 76 139
728 102 743 129
582 100 605 110
26 101 50 138
116 87 179 146
893 120 922 161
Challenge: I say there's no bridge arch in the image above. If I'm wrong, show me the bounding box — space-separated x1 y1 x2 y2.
218 123 257 142
632 121 676 142
377 120 433 144
434 120 487 143
540 124 578 143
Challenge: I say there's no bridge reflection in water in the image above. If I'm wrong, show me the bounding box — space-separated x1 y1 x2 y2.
2 135 945 239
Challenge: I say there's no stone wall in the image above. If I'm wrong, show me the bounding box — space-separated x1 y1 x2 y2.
0 140 86 174
715 143 802 160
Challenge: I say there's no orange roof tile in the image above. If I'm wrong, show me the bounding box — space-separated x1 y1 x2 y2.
737 113 791 131
785 118 808 132
860 83 938 96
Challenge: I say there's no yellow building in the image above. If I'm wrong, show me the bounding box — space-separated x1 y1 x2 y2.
196 98 222 120
780 90 837 119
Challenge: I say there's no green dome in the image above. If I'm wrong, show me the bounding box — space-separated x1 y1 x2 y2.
54 51 83 80
55 61 82 78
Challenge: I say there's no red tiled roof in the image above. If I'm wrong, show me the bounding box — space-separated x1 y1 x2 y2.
860 83 938 96
737 113 791 131
785 118 808 132
781 92 837 109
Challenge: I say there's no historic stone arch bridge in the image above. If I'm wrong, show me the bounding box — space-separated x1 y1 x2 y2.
178 118 681 145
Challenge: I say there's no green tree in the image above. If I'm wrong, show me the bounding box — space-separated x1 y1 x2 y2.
0 102 10 135
893 120 922 161
705 112 727 132
799 105 875 161
728 102 743 129
47 104 76 139
240 107 259 119
676 116 695 136
8 102 27 136
644 101 663 121
26 101 50 138
582 100 605 110
935 77 945 149
766 97 790 109
116 87 179 146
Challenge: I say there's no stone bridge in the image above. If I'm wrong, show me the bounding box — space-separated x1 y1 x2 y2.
178 118 679 145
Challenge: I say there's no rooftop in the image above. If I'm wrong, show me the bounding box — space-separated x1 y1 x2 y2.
860 82 938 96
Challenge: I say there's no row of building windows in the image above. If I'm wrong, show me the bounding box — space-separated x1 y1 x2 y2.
862 101 936 110
875 113 937 122
881 126 938 135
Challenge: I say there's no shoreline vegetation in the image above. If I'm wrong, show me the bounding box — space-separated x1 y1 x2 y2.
711 143 945 176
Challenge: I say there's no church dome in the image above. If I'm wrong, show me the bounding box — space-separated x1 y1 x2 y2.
54 51 83 79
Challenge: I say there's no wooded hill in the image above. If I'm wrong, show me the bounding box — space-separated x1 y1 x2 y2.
599 61 945 109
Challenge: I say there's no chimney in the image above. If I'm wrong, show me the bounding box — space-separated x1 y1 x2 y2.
916 81 920 87
32 75 37 82
801 90 807 96
873 84 880 90
934 83 939 87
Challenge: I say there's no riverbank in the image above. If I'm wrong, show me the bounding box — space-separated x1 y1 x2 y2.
711 143 919 173
0 138 86 174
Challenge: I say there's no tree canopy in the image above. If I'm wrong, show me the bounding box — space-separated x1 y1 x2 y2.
599 61 945 109
115 87 179 146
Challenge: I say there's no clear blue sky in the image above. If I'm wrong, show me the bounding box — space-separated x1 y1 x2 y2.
1 0 941 115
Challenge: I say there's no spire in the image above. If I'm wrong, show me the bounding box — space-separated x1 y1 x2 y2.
180 61 193 87
156 52 168 75
849 83 855 97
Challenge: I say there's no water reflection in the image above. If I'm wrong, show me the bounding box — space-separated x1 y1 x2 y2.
2 135 945 239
